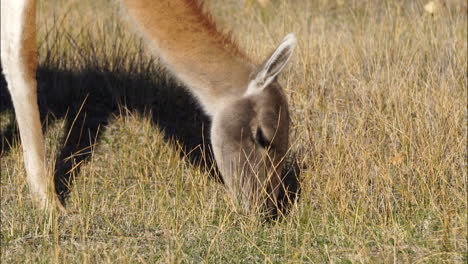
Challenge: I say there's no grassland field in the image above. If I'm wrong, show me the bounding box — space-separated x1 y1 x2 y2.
0 0 467 262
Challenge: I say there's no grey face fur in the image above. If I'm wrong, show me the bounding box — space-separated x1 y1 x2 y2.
211 34 296 214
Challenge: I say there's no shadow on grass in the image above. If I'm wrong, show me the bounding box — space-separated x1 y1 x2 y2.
0 63 300 218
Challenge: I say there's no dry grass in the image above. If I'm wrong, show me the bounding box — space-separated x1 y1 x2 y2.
1 0 466 262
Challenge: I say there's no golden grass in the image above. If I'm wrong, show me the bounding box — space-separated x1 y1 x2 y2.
1 0 466 262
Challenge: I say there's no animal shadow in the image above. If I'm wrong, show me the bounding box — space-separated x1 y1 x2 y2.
0 62 301 218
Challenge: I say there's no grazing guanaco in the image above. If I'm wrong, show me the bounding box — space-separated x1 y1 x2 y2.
0 0 296 214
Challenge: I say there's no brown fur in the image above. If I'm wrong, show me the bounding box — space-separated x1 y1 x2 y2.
121 0 254 102
21 0 37 87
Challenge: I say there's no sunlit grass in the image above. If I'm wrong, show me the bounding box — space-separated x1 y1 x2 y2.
1 0 466 262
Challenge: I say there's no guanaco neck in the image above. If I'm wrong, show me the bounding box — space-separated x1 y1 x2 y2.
121 0 255 115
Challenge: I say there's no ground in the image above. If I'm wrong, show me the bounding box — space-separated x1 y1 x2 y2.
1 0 466 262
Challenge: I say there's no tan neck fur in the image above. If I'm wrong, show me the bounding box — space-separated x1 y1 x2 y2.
121 0 255 115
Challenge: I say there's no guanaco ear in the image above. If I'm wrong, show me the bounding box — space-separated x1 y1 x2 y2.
246 33 297 96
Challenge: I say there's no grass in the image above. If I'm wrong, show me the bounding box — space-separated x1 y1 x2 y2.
1 0 467 262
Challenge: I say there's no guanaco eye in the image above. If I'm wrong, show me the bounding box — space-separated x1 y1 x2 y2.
255 128 270 148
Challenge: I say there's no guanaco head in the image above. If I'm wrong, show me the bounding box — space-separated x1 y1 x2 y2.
211 34 296 215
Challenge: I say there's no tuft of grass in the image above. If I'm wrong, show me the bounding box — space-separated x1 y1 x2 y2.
1 0 466 262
